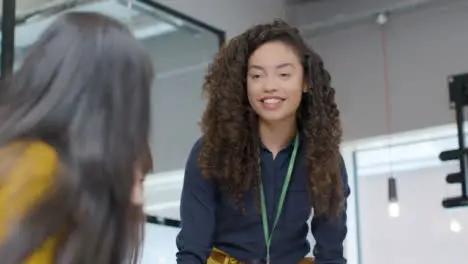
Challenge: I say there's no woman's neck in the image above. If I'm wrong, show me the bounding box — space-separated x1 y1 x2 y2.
259 117 297 158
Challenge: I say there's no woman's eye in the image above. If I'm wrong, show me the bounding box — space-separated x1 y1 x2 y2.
250 74 261 79
280 73 291 78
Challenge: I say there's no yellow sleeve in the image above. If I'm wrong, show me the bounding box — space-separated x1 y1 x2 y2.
0 141 59 242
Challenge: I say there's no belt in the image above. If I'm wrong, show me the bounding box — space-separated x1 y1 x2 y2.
209 249 315 264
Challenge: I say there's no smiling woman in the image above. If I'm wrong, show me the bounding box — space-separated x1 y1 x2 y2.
176 19 349 264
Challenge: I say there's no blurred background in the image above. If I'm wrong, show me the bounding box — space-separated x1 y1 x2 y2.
2 0 468 263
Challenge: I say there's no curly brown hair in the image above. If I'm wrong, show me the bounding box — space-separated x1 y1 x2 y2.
199 19 344 218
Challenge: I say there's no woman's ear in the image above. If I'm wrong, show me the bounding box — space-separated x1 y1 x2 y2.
131 168 145 207
303 83 309 93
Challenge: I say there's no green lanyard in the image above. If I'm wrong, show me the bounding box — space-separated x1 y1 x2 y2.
259 131 299 264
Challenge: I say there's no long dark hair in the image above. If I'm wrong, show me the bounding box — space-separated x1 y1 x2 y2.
0 12 153 263
199 19 344 218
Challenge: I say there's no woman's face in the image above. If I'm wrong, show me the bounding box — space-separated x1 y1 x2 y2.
246 41 305 123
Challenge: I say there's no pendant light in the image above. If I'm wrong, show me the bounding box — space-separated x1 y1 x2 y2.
388 177 399 217
378 12 400 218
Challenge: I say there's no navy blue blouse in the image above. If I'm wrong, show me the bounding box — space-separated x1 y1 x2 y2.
176 136 350 264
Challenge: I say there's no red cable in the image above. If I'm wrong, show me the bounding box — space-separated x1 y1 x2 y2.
380 25 395 178
381 27 392 135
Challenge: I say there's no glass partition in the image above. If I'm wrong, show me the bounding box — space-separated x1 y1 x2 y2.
353 130 468 264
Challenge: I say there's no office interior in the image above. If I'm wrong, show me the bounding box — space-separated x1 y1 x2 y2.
2 0 468 263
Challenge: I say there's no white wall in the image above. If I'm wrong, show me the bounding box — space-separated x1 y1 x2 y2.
157 0 286 38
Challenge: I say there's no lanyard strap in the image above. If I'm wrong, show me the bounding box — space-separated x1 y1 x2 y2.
259 131 299 263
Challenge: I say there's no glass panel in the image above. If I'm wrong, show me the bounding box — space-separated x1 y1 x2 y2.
354 130 468 264
142 3 220 174
356 164 468 264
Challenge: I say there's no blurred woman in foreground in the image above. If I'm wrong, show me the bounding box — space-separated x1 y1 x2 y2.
0 12 153 264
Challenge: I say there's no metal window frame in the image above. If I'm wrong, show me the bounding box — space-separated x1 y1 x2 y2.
1 0 15 78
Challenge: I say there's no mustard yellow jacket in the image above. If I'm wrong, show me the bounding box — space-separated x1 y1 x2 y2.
0 141 59 263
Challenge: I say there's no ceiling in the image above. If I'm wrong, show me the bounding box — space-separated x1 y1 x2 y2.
285 0 326 5
286 0 466 37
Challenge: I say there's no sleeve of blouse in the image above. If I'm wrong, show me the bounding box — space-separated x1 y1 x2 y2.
176 138 217 264
0 141 59 242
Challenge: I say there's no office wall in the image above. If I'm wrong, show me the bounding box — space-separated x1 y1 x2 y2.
142 29 218 172
297 2 468 140
152 69 206 172
357 164 468 264
157 0 286 37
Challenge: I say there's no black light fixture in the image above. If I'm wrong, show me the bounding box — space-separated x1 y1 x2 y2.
388 176 397 201
388 176 400 218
